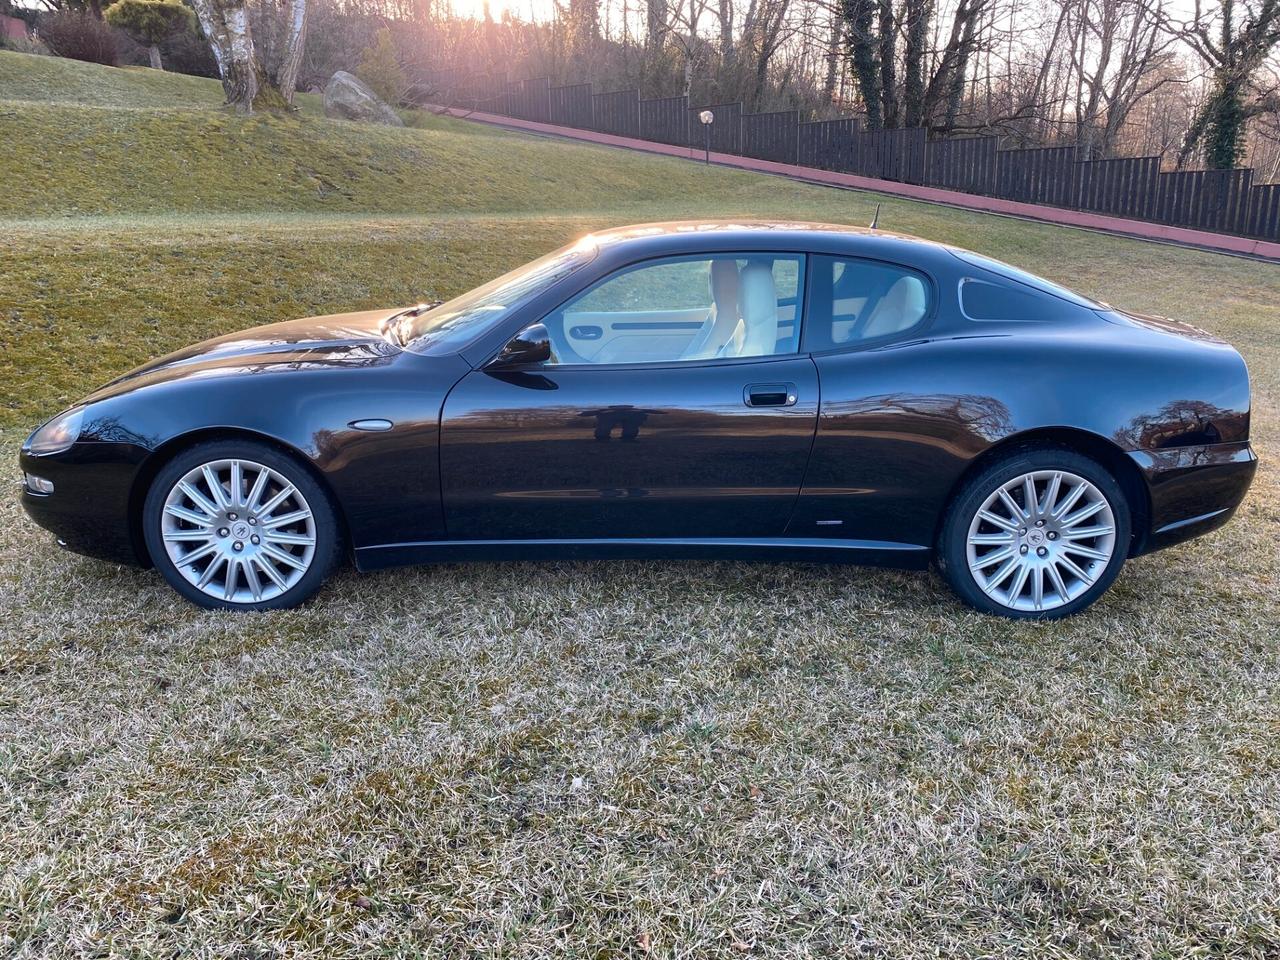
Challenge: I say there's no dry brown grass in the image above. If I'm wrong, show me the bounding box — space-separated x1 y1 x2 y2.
3 51 1280 959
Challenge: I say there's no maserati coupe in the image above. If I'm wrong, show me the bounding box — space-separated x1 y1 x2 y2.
19 221 1256 618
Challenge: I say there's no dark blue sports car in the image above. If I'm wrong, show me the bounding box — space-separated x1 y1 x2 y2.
19 222 1256 617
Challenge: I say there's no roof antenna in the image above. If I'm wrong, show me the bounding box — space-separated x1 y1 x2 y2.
869 203 881 230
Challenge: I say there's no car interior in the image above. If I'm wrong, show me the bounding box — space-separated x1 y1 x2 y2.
812 256 929 349
540 253 928 365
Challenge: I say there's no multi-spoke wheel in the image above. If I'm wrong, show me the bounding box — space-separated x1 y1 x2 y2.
143 441 340 610
938 448 1131 619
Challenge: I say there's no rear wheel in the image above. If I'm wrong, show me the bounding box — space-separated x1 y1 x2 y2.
938 448 1131 619
142 440 341 611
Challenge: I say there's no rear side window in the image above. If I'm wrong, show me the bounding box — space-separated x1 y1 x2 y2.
960 278 1087 322
950 250 1101 308
803 256 931 351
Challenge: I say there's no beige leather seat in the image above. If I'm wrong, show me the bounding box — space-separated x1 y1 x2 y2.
731 262 779 358
861 275 927 339
683 260 741 360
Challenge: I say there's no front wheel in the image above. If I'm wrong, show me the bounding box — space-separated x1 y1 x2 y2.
937 448 1131 619
142 440 341 611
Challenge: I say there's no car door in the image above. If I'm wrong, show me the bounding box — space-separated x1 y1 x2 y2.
438 252 819 541
786 253 950 548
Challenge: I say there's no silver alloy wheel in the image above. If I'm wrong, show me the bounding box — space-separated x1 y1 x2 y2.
159 458 317 604
965 469 1117 613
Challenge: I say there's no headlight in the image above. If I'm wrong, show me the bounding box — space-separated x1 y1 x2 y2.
26 407 85 456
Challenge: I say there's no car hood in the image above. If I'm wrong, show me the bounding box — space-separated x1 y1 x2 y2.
84 308 407 401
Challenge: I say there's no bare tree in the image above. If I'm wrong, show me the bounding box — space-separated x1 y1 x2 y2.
842 0 995 132
190 0 310 111
189 0 262 111
740 0 797 107
1174 0 1280 167
277 0 309 104
1064 0 1175 156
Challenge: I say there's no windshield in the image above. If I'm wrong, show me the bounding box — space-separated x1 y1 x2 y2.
398 240 597 355
949 249 1103 309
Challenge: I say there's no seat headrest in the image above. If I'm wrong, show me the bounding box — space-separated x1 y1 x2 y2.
709 258 740 310
863 275 926 339
739 263 778 357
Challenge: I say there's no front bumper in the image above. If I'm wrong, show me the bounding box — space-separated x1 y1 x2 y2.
19 442 150 567
1129 440 1258 555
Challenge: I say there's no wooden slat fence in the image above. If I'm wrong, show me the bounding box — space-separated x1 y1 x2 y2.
549 83 592 128
797 119 861 171
689 102 742 154
503 77 550 123
591 89 640 138
1157 168 1253 235
640 95 690 147
742 110 799 163
1244 183 1280 241
1075 156 1161 220
428 70 1280 243
846 128 926 182
996 145 1080 207
925 137 999 195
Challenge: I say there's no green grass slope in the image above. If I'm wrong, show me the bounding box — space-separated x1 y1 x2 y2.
0 49 826 218
3 50 1280 958
0 47 227 108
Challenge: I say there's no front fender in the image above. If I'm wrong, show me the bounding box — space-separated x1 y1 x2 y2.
20 351 471 564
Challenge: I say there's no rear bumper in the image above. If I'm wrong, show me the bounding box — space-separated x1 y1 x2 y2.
1129 441 1257 555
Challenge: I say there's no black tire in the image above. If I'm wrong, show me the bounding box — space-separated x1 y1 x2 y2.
937 447 1131 620
142 439 342 611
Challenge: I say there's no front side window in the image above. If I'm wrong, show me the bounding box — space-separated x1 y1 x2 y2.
802 255 931 352
540 253 805 365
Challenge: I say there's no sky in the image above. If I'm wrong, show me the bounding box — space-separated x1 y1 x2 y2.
449 0 557 22
450 0 1208 26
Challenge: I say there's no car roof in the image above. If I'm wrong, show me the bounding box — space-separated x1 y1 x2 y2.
581 220 959 271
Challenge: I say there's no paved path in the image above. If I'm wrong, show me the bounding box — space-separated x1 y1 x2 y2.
432 106 1280 262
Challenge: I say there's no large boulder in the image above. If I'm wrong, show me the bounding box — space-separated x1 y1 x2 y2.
323 71 404 127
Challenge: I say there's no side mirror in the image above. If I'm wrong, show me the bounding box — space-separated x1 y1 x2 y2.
488 323 551 369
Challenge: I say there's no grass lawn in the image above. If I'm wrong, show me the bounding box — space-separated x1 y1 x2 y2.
2 50 1279 957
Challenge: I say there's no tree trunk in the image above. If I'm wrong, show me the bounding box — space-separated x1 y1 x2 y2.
188 0 261 113
148 43 163 69
920 0 986 132
902 0 931 126
1202 74 1248 168
718 0 734 67
276 0 308 105
646 0 667 48
944 2 980 129
824 14 842 99
877 0 897 126
841 0 881 128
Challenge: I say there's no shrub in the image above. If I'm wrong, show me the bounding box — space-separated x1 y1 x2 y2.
355 27 405 105
37 11 122 65
104 0 194 69
158 23 217 77
0 31 50 55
